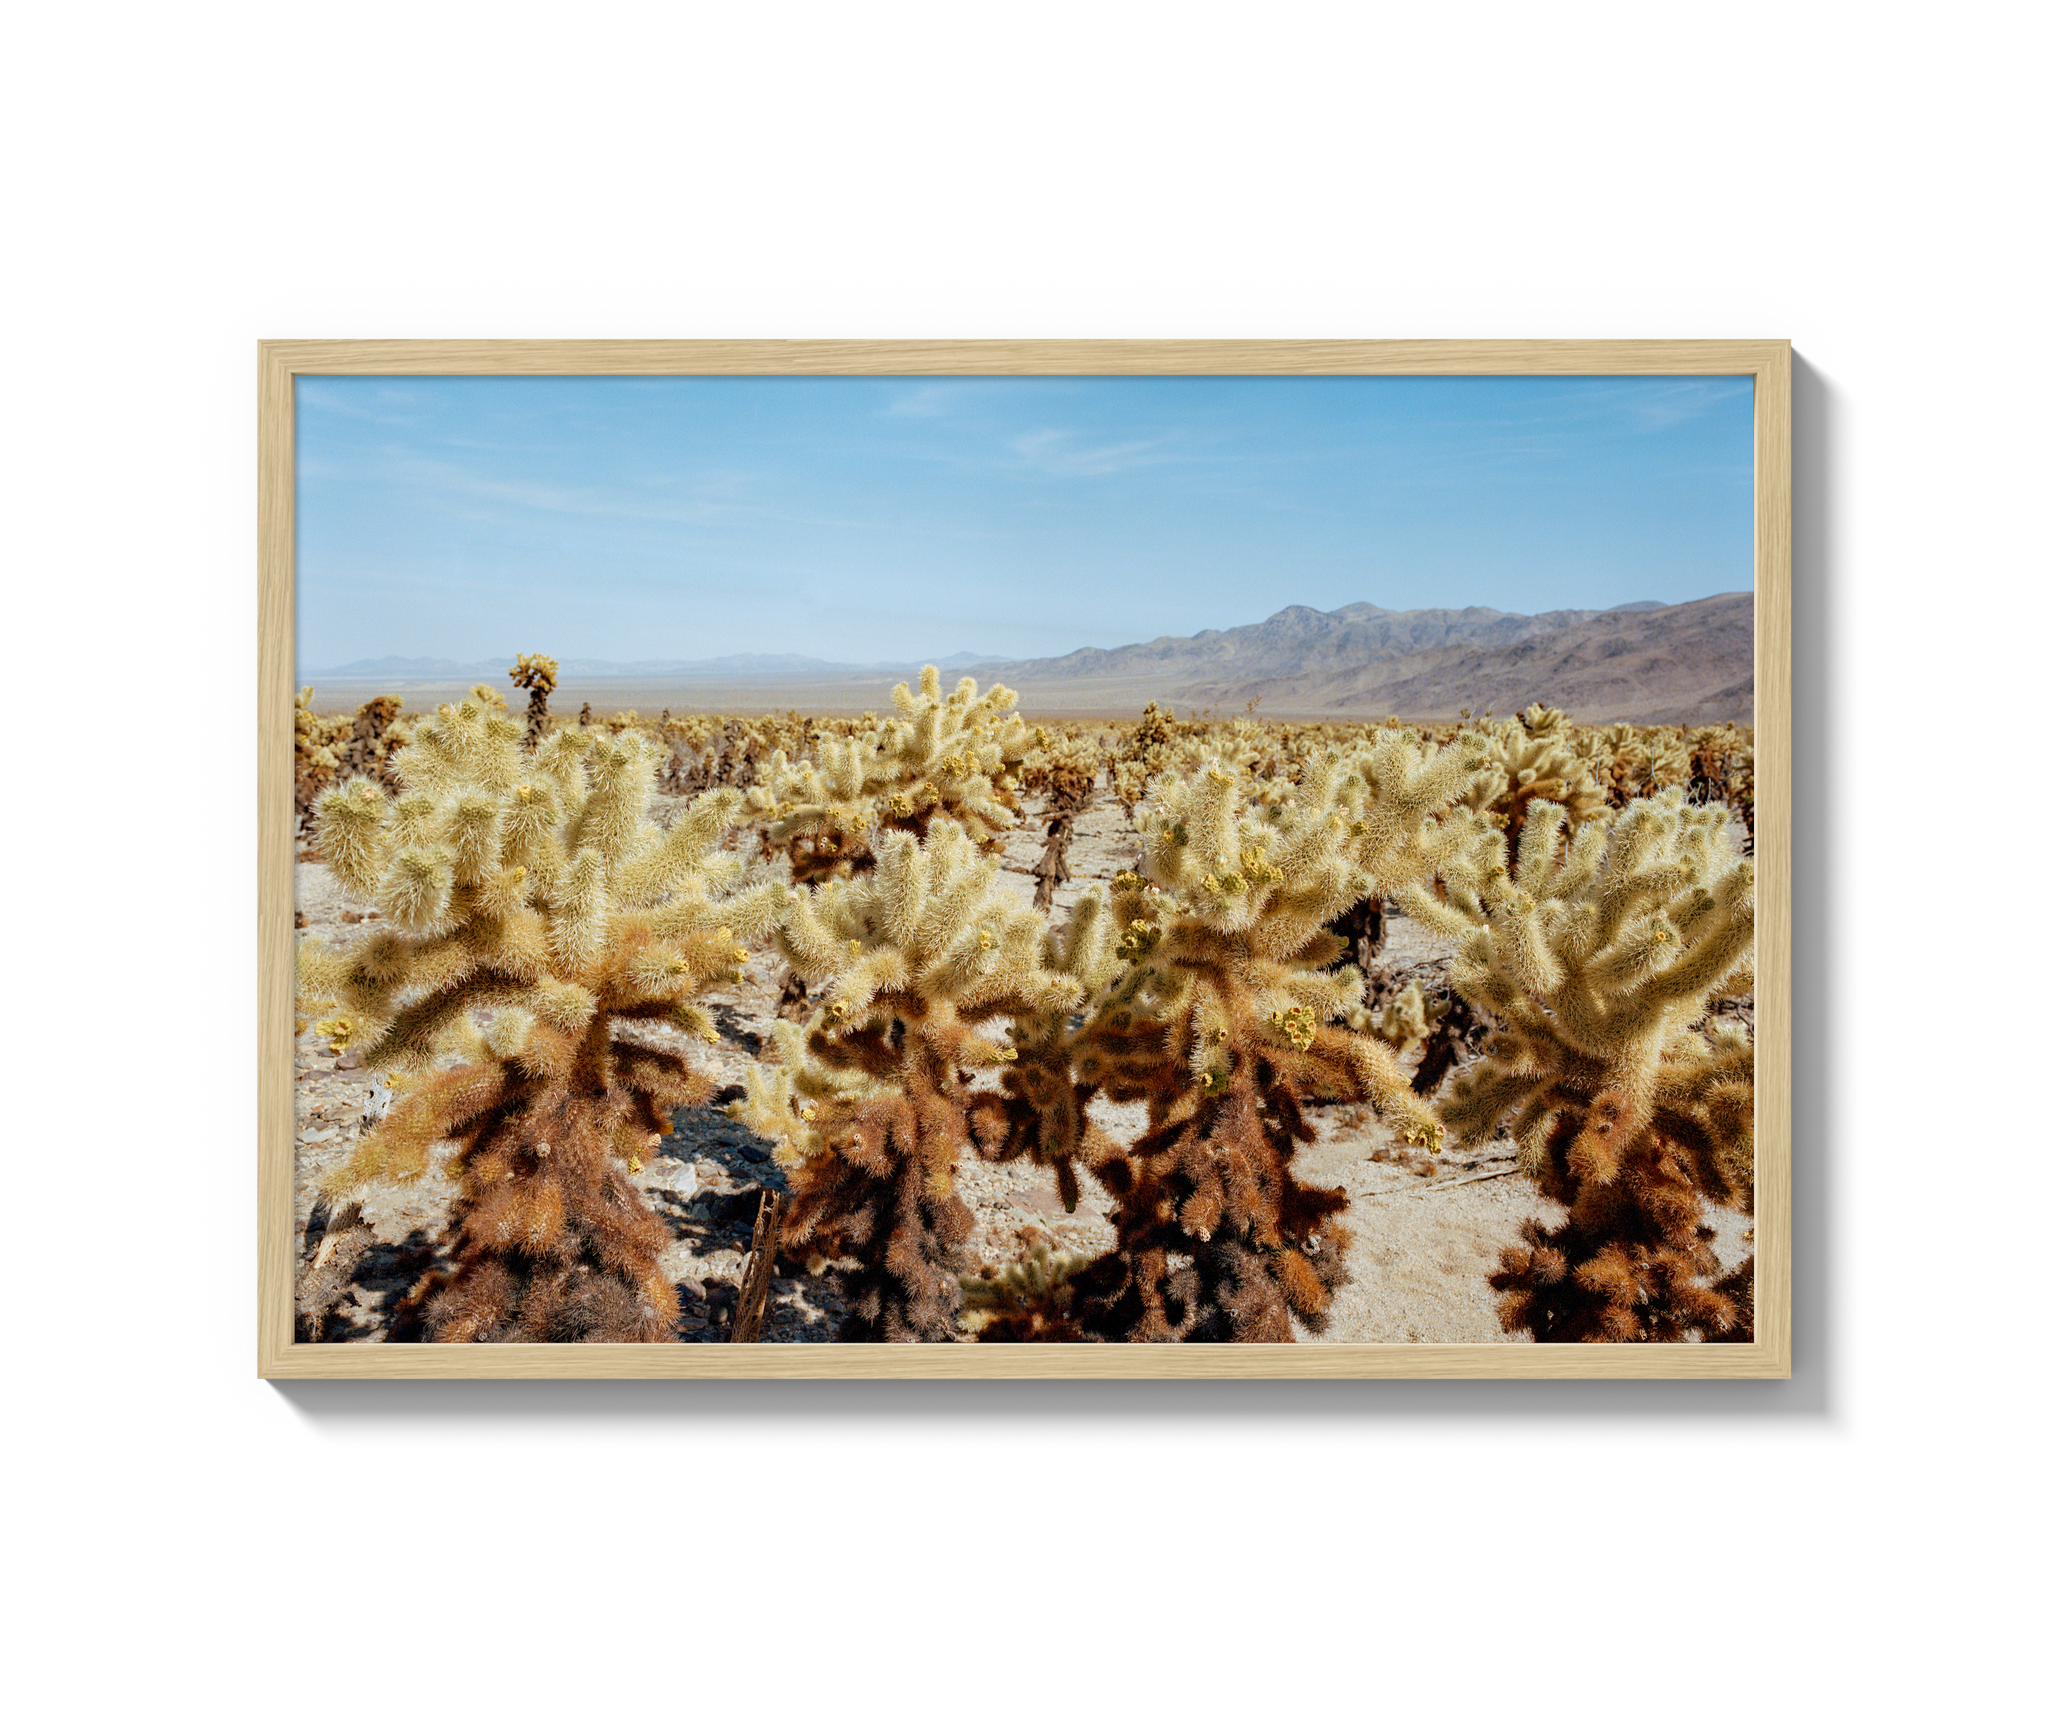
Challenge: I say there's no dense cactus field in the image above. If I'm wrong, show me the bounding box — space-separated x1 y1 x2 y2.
293 659 1755 1344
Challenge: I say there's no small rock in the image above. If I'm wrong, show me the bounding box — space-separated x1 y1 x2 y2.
737 1144 770 1165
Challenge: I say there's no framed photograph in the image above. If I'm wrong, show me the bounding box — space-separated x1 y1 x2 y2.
260 339 1794 1384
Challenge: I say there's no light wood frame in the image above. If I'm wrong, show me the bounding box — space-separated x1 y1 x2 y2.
259 339 1790 1379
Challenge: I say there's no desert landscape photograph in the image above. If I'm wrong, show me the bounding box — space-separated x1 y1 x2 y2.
286 368 1760 1349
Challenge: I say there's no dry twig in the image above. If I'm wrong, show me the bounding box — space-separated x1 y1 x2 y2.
730 1190 783 1343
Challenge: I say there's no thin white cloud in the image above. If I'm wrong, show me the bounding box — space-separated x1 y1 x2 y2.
1008 428 1173 478
296 390 418 428
882 385 956 418
300 450 760 528
305 449 1001 543
1392 378 1749 444
1617 379 1751 431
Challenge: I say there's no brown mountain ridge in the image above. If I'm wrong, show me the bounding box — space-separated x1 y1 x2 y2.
981 592 1752 724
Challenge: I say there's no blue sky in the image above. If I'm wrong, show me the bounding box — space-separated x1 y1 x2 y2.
296 374 1753 669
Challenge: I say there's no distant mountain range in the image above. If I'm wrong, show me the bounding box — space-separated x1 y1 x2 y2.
973 598 1671 683
1203 594 1750 723
303 592 1753 724
302 649 999 680
970 594 1752 723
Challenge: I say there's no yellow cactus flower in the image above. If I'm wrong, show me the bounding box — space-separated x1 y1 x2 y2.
1272 1005 1317 1050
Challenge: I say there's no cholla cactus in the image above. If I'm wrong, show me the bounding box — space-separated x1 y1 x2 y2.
297 690 409 835
1582 721 1689 807
1017 727 1102 803
731 818 1084 1339
748 668 1033 882
651 710 682 793
1463 704 1607 865
1111 700 1178 823
1365 977 1439 1051
1154 716 1290 801
960 1240 1092 1340
294 688 347 829
339 693 407 790
966 888 1127 1212
1687 723 1755 838
1109 758 1150 824
1003 738 1480 1341
1027 731 1101 911
1406 788 1756 1341
298 688 780 1342
1126 700 1176 766
676 716 766 793
1574 721 1627 805
508 652 558 748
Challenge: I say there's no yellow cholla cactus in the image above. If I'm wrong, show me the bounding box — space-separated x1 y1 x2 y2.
732 817 1089 1340
1407 788 1757 1342
972 738 1480 1342
746 668 1034 882
298 692 782 1342
958 1241 1092 1338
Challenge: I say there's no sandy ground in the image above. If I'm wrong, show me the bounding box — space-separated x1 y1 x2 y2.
291 788 1750 1344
